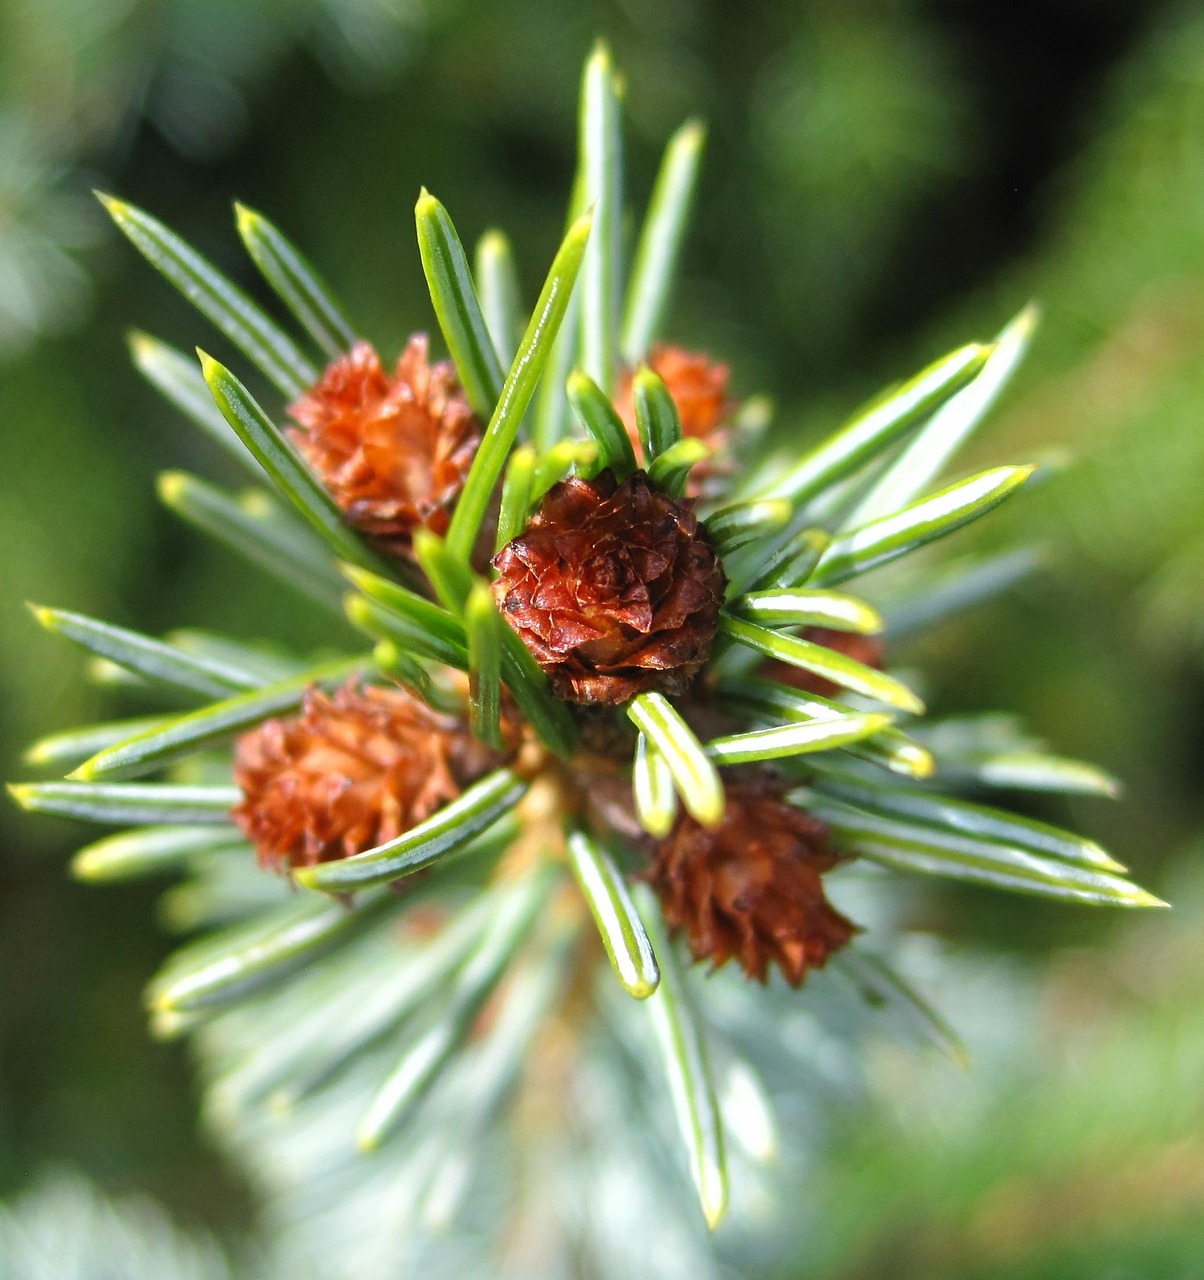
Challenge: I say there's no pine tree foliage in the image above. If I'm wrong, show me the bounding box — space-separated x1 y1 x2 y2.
10 41 1165 1275
0 1172 235 1280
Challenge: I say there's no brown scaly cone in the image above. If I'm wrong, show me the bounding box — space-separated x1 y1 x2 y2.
647 777 858 986
286 336 480 555
491 469 726 704
233 681 500 873
616 344 737 466
764 627 887 700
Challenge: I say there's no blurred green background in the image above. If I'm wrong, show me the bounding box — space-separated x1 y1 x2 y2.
3 0 1203 1274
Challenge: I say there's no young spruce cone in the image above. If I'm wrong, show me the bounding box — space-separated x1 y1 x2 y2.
617 345 736 458
491 469 726 704
233 681 497 873
648 777 858 985
287 336 480 554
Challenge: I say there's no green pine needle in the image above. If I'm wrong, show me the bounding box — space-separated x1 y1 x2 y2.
416 190 506 418
234 202 358 359
98 193 317 397
446 211 593 561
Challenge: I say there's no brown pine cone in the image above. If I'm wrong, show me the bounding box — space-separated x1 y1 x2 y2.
647 777 857 985
617 344 736 465
287 336 480 555
233 681 498 873
491 470 726 704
